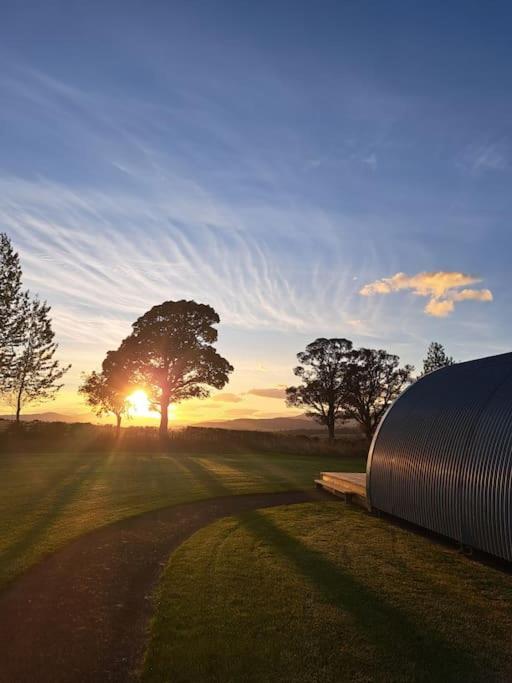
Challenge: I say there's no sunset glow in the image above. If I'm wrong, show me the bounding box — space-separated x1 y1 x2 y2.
0 2 507 425
125 390 178 422
127 390 158 418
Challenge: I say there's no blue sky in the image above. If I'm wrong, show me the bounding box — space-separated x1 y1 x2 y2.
1 1 510 419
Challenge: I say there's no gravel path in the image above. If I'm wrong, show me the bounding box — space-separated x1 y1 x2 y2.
0 490 325 682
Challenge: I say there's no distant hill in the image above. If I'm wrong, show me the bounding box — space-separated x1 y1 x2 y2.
0 412 91 423
196 416 315 432
0 412 362 435
195 415 361 434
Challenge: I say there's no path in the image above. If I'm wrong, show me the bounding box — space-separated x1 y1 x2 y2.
0 490 324 682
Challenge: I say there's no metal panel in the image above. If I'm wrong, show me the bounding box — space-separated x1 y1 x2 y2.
367 352 512 561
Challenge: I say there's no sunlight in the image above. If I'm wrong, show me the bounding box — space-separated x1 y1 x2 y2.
126 390 177 421
127 390 159 418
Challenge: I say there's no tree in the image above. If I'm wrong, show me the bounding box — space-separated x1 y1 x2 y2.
110 300 233 437
422 341 455 375
343 348 414 440
0 233 26 387
286 338 353 441
6 297 71 422
79 369 130 436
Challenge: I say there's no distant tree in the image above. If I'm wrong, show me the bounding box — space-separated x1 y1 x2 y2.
286 338 353 441
7 297 70 422
422 341 455 375
342 348 414 440
0 234 27 387
110 300 233 438
79 368 130 436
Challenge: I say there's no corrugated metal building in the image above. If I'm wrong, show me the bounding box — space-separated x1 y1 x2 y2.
367 352 512 561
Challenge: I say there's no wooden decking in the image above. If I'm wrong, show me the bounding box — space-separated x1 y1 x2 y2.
315 472 368 508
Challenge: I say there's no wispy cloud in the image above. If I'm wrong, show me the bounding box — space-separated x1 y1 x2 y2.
360 271 493 317
212 393 243 403
362 153 377 171
247 386 287 400
461 142 508 174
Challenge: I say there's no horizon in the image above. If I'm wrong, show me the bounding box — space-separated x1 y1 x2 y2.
2 1 511 424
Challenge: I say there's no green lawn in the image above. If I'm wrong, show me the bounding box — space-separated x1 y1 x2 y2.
144 502 512 683
0 450 362 588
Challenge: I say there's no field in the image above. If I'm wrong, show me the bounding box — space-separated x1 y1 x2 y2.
0 446 362 588
3 426 512 682
144 502 512 682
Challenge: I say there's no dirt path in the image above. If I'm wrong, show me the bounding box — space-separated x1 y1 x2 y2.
0 490 325 682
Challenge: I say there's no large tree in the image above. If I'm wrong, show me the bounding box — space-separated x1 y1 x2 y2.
79 368 131 436
286 338 353 441
422 341 455 375
0 233 26 387
7 297 70 421
110 300 233 437
342 348 414 440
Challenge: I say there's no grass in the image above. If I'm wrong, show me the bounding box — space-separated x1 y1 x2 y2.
144 502 512 682
0 449 362 589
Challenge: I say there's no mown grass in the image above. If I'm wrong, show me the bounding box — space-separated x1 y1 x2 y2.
0 450 362 589
144 502 512 682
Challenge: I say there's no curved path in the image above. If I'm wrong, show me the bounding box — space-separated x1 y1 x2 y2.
0 490 325 682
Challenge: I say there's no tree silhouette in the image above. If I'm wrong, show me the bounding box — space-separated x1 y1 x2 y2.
79 368 130 436
422 341 455 375
7 297 70 421
286 338 353 441
343 348 414 440
0 234 27 388
111 300 233 437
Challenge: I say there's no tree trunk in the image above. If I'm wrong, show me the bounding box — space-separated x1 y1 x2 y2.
327 407 335 442
159 396 169 439
15 387 22 423
115 413 122 438
327 421 335 442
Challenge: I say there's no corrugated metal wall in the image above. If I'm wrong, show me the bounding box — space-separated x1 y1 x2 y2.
367 352 512 561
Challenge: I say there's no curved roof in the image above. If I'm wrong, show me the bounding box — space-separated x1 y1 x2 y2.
367 352 512 561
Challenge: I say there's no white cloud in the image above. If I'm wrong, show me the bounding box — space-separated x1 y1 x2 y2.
360 271 493 317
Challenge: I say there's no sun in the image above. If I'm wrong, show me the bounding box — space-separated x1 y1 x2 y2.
126 389 176 420
127 390 157 418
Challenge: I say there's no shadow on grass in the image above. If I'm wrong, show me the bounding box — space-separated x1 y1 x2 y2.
1 457 101 573
238 508 481 682
176 454 233 498
171 455 479 678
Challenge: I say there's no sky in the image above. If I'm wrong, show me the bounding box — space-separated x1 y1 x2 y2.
1 0 511 424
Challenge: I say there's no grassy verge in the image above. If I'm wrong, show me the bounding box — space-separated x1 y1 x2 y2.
0 450 362 589
144 502 512 682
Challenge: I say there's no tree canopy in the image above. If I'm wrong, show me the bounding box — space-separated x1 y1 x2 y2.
79 368 131 435
287 338 413 441
0 233 26 385
110 300 233 436
0 234 69 420
6 297 70 421
343 348 414 440
422 341 455 375
286 338 353 441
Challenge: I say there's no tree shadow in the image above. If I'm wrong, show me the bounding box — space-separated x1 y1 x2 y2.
176 454 233 498
238 508 481 682
1 457 101 574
